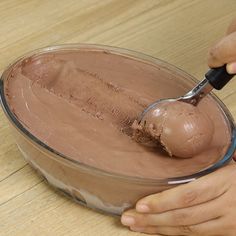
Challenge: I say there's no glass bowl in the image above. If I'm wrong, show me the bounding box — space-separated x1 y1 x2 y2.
0 44 236 215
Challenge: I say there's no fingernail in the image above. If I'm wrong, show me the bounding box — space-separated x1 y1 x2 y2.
130 226 145 232
136 204 150 213
226 62 236 74
121 215 135 226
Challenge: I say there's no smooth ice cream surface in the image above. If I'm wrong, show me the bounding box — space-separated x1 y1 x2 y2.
5 48 231 178
133 101 214 158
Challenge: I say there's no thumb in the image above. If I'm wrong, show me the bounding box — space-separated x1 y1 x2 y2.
135 165 233 214
208 31 236 70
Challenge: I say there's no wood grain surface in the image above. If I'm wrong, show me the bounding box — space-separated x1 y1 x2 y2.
0 1 236 235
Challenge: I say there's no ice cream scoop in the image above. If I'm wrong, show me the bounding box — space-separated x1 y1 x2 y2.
136 65 235 158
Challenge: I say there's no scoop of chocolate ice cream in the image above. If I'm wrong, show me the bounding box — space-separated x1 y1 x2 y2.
132 101 214 158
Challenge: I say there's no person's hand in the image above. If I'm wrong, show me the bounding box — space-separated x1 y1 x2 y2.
208 17 236 73
121 162 236 235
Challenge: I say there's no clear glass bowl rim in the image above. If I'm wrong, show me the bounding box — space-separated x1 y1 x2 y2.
0 43 235 185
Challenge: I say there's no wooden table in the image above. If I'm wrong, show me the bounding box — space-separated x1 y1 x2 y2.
0 1 236 235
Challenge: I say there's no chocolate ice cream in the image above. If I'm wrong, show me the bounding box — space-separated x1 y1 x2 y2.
5 48 231 178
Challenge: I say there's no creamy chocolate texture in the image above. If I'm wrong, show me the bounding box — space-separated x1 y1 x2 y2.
5 49 231 178
133 101 214 158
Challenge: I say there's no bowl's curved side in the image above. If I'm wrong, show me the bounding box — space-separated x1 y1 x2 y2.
12 127 174 215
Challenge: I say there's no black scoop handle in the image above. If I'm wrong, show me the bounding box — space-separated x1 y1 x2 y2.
205 65 235 90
